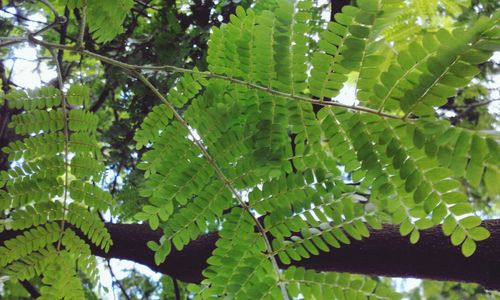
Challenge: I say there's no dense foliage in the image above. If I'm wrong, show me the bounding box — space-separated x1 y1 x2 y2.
0 0 499 299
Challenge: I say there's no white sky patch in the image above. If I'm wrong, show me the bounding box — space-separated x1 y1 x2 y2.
1 11 55 89
3 46 57 89
394 278 422 297
318 0 331 21
333 82 357 105
97 259 162 300
487 52 500 122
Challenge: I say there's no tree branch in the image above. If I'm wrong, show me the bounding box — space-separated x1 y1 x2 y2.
19 280 41 299
330 0 351 20
2 220 499 290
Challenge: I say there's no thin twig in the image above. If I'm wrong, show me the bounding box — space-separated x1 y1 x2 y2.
56 8 70 78
106 259 132 300
142 65 403 120
48 47 70 252
133 71 290 300
1 56 52 62
172 277 181 300
22 36 405 120
30 18 61 36
110 164 122 195
76 1 87 48
39 0 60 18
0 12 64 48
456 98 500 109
0 8 49 25
452 98 500 124
0 36 27 48
34 0 67 39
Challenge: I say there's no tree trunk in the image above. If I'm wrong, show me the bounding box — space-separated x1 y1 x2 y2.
2 220 499 290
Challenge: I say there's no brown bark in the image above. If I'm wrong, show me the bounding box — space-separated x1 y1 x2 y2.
331 0 351 20
2 220 499 290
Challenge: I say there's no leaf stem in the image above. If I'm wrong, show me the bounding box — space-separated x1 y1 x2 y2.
48 47 70 252
133 71 290 299
22 37 404 120
39 0 60 19
76 1 87 49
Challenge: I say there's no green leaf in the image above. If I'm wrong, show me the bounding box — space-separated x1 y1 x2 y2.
461 238 476 257
147 241 160 251
410 229 420 244
149 215 159 230
442 216 457 236
451 227 466 246
458 216 482 229
468 227 490 241
399 219 414 236
449 203 474 216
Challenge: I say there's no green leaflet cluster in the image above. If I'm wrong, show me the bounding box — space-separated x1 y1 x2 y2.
0 84 112 298
367 33 441 111
283 267 400 299
318 106 493 256
138 83 250 265
310 0 397 102
247 170 381 264
0 0 497 297
375 119 493 255
382 0 472 50
37 251 86 300
309 5 356 100
376 16 498 116
134 70 206 149
131 0 500 298
411 119 500 196
60 0 134 43
353 1 415 107
197 208 279 299
207 0 327 173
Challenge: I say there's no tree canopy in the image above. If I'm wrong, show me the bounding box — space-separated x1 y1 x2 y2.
0 0 499 299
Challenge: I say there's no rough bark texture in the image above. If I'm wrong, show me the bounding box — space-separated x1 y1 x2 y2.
2 220 499 289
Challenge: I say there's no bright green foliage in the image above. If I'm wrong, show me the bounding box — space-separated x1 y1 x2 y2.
134 70 207 149
248 170 380 264
284 266 400 299
372 16 499 116
3 87 61 109
134 1 498 298
411 119 500 196
0 84 112 295
408 279 500 300
61 0 134 43
382 0 473 49
354 3 394 106
38 251 86 300
400 22 497 117
1 0 499 298
309 5 354 100
0 223 60 267
199 208 278 299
